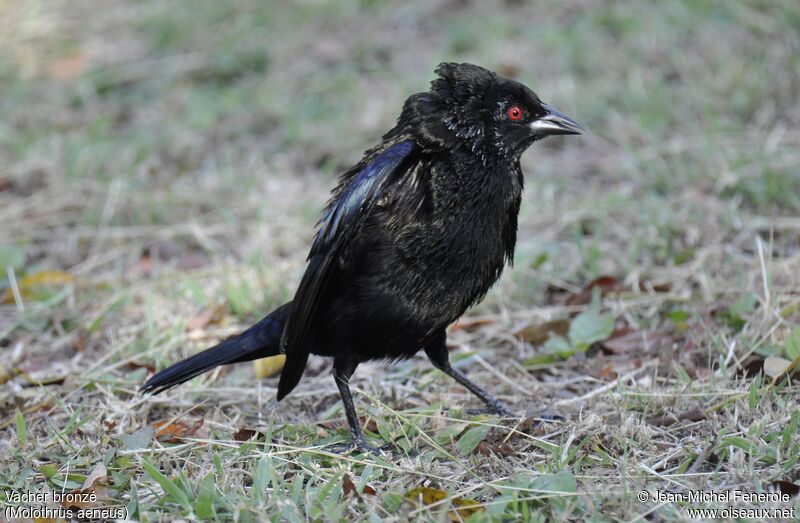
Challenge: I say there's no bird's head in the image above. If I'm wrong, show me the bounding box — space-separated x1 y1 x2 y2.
405 62 584 159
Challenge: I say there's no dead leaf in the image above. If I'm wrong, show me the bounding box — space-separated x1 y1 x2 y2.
128 253 154 278
151 418 204 443
602 328 670 355
513 319 570 346
564 275 619 306
477 440 515 457
764 356 795 379
81 463 108 491
516 416 552 437
186 304 226 331
234 427 268 442
71 336 87 352
124 361 156 374
405 487 483 521
647 407 706 427
59 463 107 510
253 355 286 378
771 480 800 497
174 250 212 270
450 317 495 332
649 282 673 293
343 474 357 497
134 242 212 275
737 356 765 378
498 64 521 77
47 52 86 80
590 361 618 381
1 270 73 303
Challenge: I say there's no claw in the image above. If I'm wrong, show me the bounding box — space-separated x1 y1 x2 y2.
325 437 382 455
465 404 518 417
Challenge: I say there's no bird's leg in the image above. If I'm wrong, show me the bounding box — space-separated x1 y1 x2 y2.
329 355 379 454
424 331 516 417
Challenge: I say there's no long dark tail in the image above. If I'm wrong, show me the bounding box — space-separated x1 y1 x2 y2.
141 302 292 395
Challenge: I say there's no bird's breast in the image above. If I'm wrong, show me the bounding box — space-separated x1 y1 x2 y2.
365 162 522 326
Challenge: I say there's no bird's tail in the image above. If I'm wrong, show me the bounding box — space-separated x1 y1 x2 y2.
141 302 291 395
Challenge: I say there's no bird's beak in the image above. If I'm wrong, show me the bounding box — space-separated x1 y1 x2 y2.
529 103 585 136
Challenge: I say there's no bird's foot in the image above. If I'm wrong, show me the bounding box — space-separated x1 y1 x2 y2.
466 401 518 418
324 438 418 458
324 437 383 455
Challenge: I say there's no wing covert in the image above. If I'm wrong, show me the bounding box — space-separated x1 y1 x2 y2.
277 139 416 399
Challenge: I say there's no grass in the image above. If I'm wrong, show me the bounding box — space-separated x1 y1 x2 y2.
1 0 799 521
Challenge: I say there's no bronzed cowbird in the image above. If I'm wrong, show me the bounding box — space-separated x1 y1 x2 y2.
142 63 584 452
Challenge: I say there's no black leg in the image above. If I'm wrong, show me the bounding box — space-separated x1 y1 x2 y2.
424 330 516 417
331 355 379 453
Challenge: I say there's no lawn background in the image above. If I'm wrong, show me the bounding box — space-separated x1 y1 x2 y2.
1 1 799 521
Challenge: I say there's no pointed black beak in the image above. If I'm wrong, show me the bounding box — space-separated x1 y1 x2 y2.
529 103 585 137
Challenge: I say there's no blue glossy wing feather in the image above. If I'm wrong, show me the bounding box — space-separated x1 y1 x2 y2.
277 140 415 399
313 140 414 254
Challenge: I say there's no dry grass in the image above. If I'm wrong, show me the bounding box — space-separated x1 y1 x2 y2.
1 0 799 521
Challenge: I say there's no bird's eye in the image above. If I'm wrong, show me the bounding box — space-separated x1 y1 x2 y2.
506 105 524 121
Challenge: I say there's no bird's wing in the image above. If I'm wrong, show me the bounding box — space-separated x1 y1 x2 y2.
277 139 416 399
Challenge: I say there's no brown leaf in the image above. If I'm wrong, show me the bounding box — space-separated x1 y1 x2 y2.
450 317 495 332
405 487 483 521
136 242 212 273
737 356 765 378
678 407 706 423
71 336 87 352
124 361 156 374
564 275 619 306
234 427 268 442
497 64 521 78
771 480 800 497
646 413 679 427
186 304 226 332
477 441 515 457
151 418 204 443
59 463 106 510
81 463 108 491
764 355 800 382
649 282 673 293
342 474 358 498
59 489 98 510
513 319 570 346
362 416 379 433
647 407 706 427
129 253 154 278
47 52 86 80
602 328 670 355
175 249 212 270
592 362 618 381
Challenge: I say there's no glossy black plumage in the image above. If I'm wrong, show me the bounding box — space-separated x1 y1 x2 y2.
142 63 583 452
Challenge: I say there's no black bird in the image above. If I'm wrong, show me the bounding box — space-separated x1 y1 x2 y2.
142 63 583 452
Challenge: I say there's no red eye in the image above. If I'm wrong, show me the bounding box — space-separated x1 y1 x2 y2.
506 105 523 121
